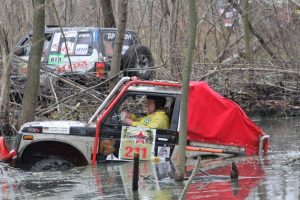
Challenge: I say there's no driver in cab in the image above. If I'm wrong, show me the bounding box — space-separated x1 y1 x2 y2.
122 95 169 130
99 95 169 158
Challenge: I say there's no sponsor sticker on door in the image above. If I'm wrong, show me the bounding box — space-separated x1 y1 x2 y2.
119 126 156 160
75 44 89 55
42 126 70 134
48 54 65 65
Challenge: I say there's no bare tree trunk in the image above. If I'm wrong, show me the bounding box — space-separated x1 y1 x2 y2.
51 0 73 74
158 0 170 64
46 0 56 25
147 1 154 48
108 0 128 91
67 0 74 25
90 0 101 26
242 0 251 58
228 0 279 59
0 27 12 134
18 0 45 128
60 0 67 26
176 0 197 181
101 0 116 28
59 0 73 26
211 1 220 57
161 0 170 18
168 0 180 80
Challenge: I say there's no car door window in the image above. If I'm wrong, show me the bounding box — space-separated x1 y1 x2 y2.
102 32 115 57
42 33 53 61
101 31 135 57
57 31 77 55
18 35 32 56
104 93 175 130
15 33 52 57
75 32 93 55
104 94 148 126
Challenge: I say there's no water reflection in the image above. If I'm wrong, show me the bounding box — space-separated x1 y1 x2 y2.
1 117 300 199
250 117 300 200
185 157 267 200
1 158 267 199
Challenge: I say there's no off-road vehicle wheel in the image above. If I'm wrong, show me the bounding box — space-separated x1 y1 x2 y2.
122 45 154 80
31 158 74 172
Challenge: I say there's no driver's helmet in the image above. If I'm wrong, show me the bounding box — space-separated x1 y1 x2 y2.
147 96 166 110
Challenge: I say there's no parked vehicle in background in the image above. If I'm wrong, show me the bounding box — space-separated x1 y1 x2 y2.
12 26 154 81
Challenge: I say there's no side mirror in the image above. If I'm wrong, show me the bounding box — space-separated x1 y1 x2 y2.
14 48 25 56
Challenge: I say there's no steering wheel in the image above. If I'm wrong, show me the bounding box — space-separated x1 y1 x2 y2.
111 112 122 125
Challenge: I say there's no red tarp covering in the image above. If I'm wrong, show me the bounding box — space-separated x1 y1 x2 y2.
187 81 267 155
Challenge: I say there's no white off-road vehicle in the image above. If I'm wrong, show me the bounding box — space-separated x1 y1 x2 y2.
5 77 269 171
13 27 154 81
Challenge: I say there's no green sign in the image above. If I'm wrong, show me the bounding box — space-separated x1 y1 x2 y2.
48 54 65 65
119 126 156 160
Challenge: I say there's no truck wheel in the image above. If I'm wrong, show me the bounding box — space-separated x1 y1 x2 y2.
31 158 74 172
122 45 154 80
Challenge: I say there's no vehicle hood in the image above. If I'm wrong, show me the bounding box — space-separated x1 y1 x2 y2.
20 121 87 134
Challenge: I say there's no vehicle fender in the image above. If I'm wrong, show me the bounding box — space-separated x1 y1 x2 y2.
17 134 93 164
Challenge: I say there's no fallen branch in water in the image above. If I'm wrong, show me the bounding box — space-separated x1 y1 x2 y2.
283 157 300 166
179 156 201 200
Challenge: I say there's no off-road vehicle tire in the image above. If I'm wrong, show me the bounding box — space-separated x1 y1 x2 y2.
31 158 74 172
122 45 154 80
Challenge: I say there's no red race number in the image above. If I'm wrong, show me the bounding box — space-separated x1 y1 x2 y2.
124 146 147 159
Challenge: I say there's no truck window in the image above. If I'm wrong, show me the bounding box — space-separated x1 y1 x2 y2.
75 32 93 55
17 35 32 56
42 34 53 57
15 33 52 57
50 31 93 56
57 31 76 55
105 95 147 125
104 94 175 130
102 32 114 57
101 31 135 57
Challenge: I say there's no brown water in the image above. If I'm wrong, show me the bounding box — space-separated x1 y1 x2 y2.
1 117 300 199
